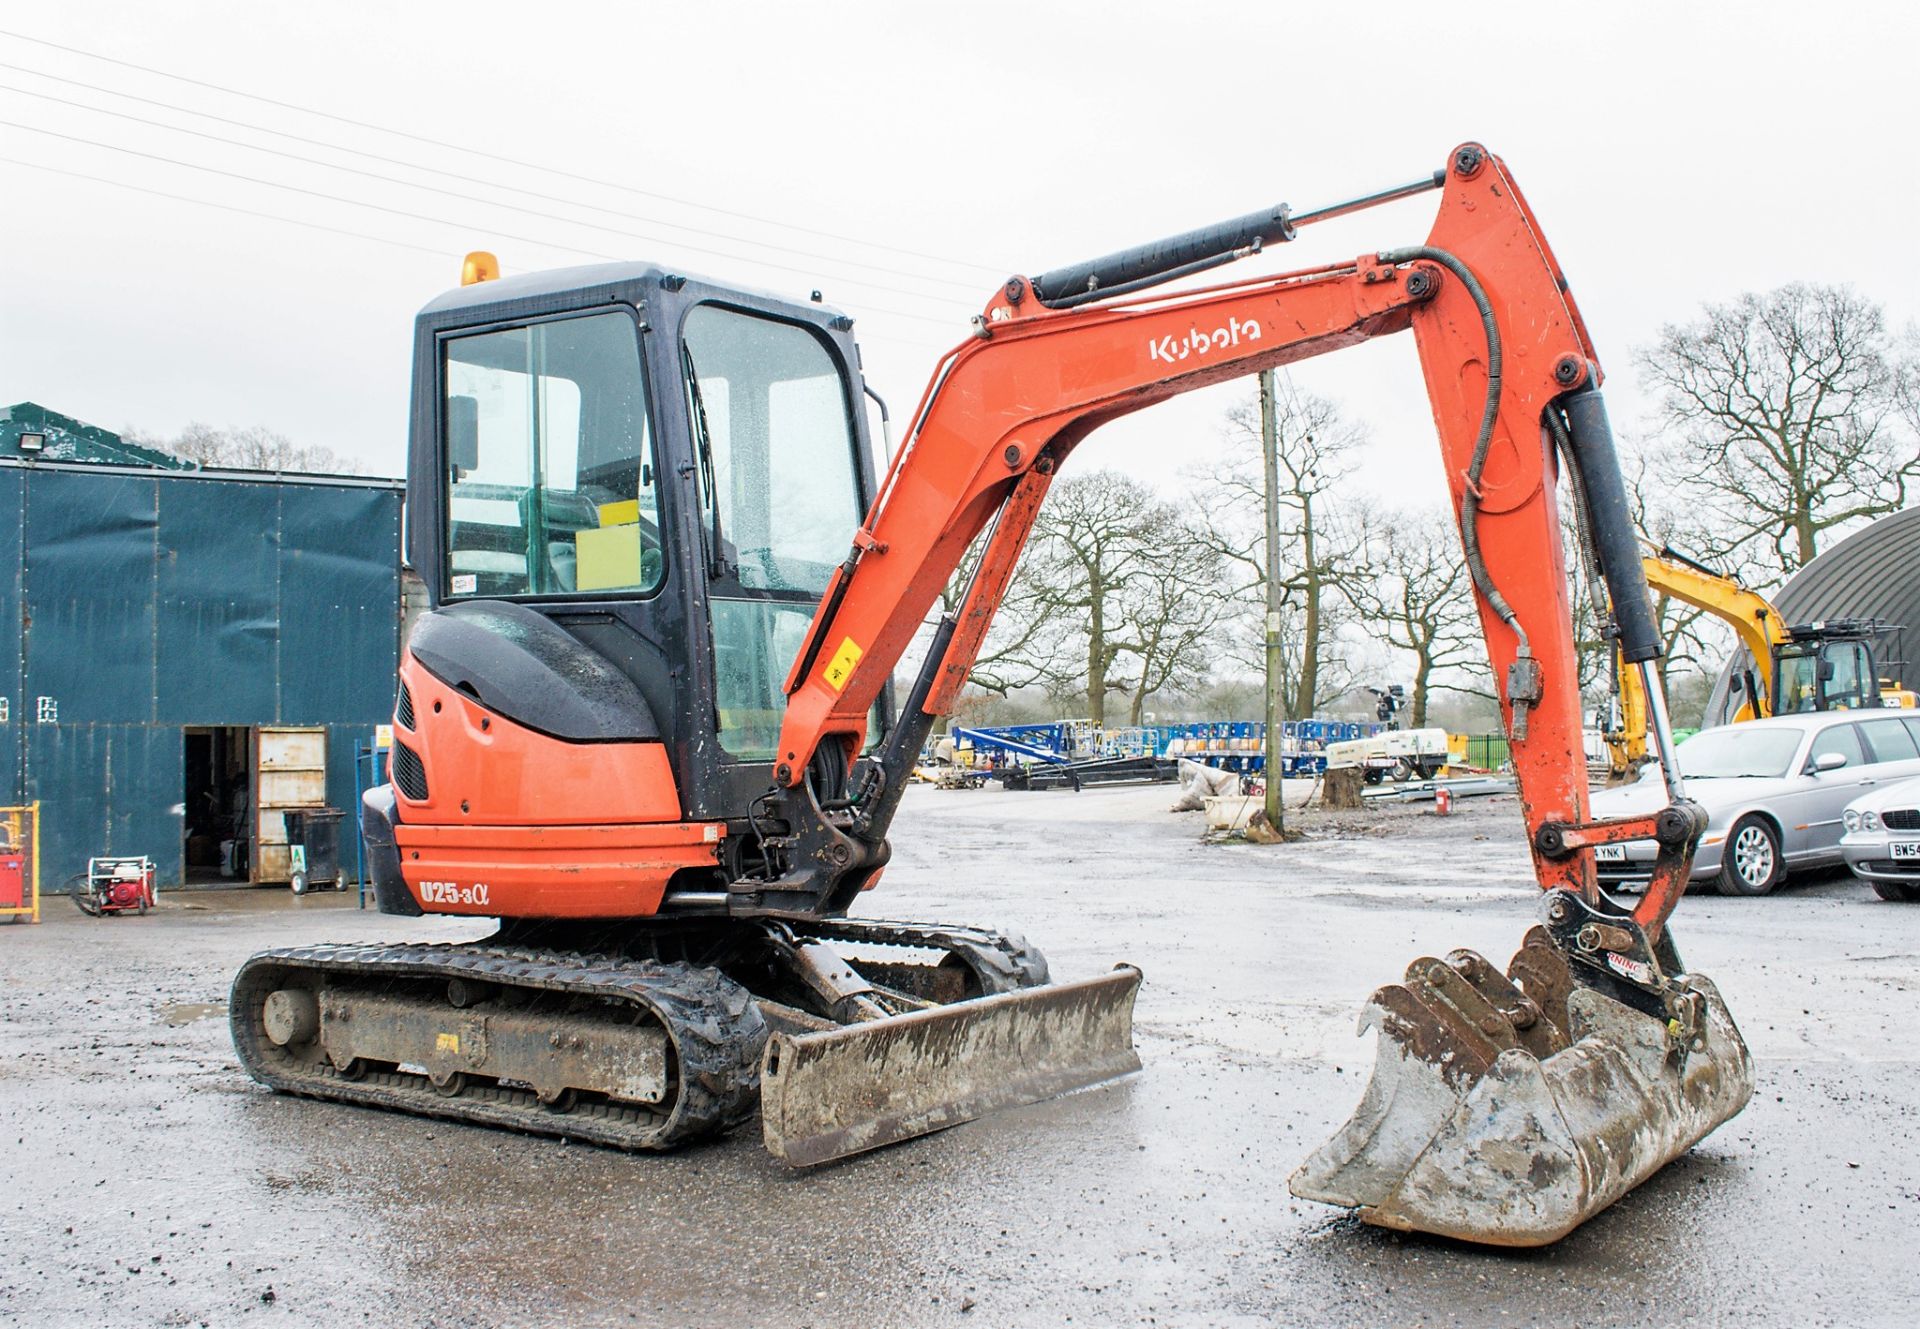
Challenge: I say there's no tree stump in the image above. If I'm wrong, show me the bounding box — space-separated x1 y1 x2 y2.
1323 766 1366 810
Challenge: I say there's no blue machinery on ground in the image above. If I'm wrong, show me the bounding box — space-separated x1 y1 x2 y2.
951 719 1382 779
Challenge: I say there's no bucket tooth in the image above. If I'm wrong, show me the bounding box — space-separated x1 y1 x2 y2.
1505 925 1575 1047
760 965 1142 1168
1445 946 1565 1059
1291 936 1753 1246
1411 954 1526 1056
1286 985 1490 1210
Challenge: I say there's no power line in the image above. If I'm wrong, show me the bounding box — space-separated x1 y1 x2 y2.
0 154 452 258
3 118 615 259
0 62 989 300
0 82 983 309
2 119 967 331
5 154 962 366
5 151 959 361
0 26 1010 279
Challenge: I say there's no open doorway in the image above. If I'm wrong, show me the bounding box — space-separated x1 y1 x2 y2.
183 727 253 886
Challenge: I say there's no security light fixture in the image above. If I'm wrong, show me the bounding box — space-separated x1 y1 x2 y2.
17 431 44 452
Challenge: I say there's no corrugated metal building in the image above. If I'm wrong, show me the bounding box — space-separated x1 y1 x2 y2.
2 400 193 469
0 444 403 888
1705 507 1920 722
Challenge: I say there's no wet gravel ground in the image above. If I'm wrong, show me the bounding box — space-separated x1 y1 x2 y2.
2 785 1916 1327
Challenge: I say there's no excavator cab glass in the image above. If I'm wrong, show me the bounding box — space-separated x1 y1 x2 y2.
442 310 662 600
1818 640 1874 710
681 304 866 758
1775 638 1874 713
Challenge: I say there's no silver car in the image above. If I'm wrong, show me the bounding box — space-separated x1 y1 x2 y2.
1588 710 1920 895
1838 777 1920 901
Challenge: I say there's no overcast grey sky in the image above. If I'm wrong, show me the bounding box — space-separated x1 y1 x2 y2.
5 1 1917 506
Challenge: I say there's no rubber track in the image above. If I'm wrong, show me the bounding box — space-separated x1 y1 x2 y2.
231 943 766 1151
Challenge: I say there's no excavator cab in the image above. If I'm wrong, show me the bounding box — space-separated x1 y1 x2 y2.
409 267 889 842
1772 620 1903 715
232 264 1142 1162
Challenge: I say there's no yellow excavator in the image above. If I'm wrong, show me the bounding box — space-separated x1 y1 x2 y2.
1603 546 1913 781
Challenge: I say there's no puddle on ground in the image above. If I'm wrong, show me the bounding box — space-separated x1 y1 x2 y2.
162 1001 228 1026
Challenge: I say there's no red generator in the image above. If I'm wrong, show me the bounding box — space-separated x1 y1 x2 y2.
0 803 39 924
72 856 156 917
0 851 27 916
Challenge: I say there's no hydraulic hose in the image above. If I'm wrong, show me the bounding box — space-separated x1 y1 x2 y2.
1378 245 1526 657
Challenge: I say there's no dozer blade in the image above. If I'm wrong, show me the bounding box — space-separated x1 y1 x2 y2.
761 965 1142 1167
1289 930 1752 1246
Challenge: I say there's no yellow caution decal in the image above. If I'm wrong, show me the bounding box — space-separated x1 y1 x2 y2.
823 637 864 692
436 1032 460 1053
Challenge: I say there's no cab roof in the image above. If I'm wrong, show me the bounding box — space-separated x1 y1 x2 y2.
416 261 852 326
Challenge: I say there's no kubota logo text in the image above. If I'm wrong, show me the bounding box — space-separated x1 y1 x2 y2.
1148 317 1262 363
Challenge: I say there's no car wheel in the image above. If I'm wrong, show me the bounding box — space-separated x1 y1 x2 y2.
1870 879 1920 902
1716 816 1783 896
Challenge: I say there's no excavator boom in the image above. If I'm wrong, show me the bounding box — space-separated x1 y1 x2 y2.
773 145 1687 930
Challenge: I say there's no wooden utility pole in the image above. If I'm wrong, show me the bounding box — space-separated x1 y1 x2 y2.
1260 370 1286 835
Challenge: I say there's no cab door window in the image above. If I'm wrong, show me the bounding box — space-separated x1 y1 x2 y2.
1819 641 1872 710
443 310 663 599
681 304 865 758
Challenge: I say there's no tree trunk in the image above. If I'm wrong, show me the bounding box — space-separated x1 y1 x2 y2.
1086 575 1106 725
1324 767 1366 809
1298 508 1319 714
1795 509 1818 568
1411 653 1431 729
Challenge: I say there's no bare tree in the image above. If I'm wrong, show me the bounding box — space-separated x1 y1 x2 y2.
926 533 1060 706
1190 383 1365 716
1637 283 1915 578
1117 532 1227 724
1347 508 1489 727
125 422 361 474
974 470 1224 726
1620 442 1732 698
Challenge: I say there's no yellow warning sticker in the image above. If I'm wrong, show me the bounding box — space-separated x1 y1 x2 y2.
823 637 864 692
436 1032 460 1053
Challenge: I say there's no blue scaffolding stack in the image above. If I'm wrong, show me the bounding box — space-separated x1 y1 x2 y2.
947 718 1382 778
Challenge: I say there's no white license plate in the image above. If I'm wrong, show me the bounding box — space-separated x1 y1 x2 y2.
1595 844 1627 863
1889 841 1920 862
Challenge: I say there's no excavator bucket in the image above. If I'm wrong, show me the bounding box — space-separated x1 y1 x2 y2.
760 966 1142 1167
1290 927 1752 1246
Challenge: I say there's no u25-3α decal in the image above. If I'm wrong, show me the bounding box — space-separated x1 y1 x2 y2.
419 880 491 907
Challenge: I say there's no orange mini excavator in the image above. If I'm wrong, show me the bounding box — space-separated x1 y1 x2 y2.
233 144 1752 1246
